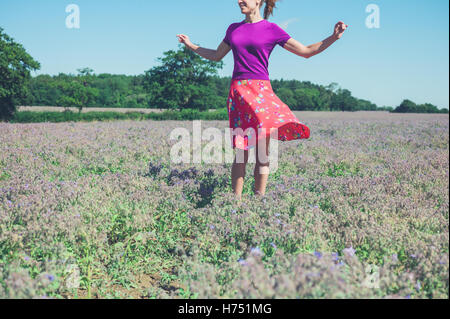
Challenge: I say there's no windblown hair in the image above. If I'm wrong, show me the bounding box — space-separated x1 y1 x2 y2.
261 0 281 20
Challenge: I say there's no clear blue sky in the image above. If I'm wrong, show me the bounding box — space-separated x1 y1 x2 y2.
1 0 448 109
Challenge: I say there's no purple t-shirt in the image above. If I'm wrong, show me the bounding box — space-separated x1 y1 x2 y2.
223 19 292 81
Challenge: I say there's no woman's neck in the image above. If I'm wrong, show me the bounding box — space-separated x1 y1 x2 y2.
244 13 264 24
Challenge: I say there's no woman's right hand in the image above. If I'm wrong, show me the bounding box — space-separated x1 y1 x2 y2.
176 34 193 48
333 21 348 40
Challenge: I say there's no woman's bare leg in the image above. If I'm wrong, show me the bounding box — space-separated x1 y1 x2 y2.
254 136 271 196
232 148 249 200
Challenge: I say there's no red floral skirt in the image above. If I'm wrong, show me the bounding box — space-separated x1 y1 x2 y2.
227 79 310 150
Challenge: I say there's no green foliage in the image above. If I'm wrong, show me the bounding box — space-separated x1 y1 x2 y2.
24 73 152 109
0 116 448 298
276 87 296 108
53 79 99 113
271 79 379 112
393 99 446 113
7 40 442 115
332 88 355 111
143 44 224 111
9 108 229 123
0 27 40 120
294 88 318 111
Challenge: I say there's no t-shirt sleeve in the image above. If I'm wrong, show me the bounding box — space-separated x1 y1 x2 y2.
272 23 292 47
223 24 232 46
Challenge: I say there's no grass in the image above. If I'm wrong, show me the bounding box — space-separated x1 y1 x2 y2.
8 108 229 124
0 112 448 299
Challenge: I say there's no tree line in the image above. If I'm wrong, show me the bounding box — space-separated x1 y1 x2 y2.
1 28 448 121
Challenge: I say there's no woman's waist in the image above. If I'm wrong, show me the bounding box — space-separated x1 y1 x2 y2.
231 69 270 81
230 78 272 84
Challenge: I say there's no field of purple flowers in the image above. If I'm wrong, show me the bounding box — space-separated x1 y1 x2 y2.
0 112 448 299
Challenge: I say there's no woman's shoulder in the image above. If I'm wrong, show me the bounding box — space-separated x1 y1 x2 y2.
227 20 245 28
267 21 290 35
266 20 281 28
225 21 245 34
256 20 283 32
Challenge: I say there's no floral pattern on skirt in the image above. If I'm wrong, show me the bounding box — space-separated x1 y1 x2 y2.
227 79 311 150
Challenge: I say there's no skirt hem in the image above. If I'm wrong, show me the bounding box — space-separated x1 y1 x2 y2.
227 79 310 150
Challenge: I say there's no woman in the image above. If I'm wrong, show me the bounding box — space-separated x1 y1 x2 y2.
177 0 348 200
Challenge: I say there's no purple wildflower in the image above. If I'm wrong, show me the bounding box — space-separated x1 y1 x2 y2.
343 246 356 257
415 281 421 291
250 247 262 256
271 243 277 249
332 252 339 261
46 274 55 282
238 259 248 266
314 251 323 259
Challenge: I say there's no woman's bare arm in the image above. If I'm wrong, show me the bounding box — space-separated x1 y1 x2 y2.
282 21 348 59
282 35 337 59
215 41 232 61
176 34 231 61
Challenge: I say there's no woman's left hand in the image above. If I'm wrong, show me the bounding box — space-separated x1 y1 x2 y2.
333 21 348 40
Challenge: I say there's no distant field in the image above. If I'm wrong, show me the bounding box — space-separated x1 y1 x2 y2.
17 106 219 113
0 112 448 299
18 106 174 113
18 106 448 119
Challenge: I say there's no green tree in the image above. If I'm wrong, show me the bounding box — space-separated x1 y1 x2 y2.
393 99 417 113
293 88 313 110
277 87 296 109
325 82 340 94
24 74 60 106
318 85 333 111
143 44 224 111
393 100 445 113
294 87 322 110
418 103 439 113
357 99 377 111
0 27 40 120
332 88 356 111
77 67 94 77
54 79 99 113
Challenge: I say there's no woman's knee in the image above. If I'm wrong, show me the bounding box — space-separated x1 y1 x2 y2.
256 138 270 163
235 149 249 164
257 164 270 175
